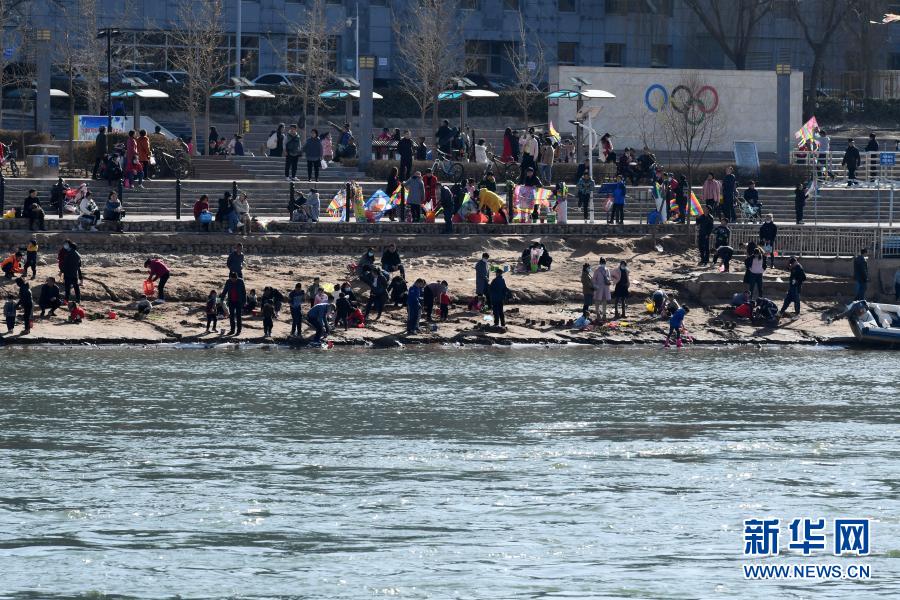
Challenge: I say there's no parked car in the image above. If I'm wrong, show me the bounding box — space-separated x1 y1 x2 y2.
251 72 305 91
147 70 187 86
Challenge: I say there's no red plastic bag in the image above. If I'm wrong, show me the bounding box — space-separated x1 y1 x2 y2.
142 279 155 296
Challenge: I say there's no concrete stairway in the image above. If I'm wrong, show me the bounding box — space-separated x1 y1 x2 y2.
5 178 900 223
230 155 368 181
190 157 254 180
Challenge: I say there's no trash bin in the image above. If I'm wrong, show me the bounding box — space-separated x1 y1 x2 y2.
46 155 60 178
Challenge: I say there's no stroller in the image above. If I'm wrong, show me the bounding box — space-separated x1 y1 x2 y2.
98 153 123 185
738 192 763 224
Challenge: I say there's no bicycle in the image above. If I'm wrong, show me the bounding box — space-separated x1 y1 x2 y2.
483 152 520 182
152 148 191 179
1 144 20 177
430 150 464 183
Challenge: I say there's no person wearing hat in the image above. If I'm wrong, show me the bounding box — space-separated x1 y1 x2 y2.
842 138 861 186
1 250 24 279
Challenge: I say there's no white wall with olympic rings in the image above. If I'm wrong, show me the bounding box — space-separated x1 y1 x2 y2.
549 66 803 154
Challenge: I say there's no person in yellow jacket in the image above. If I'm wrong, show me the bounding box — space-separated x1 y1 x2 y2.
1 250 23 279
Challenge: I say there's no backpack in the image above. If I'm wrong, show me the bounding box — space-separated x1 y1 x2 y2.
266 132 278 149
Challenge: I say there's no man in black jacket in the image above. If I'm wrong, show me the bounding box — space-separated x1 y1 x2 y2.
92 126 107 180
397 130 414 180
853 248 869 300
38 277 63 317
221 271 247 335
440 184 454 234
61 241 83 303
779 256 806 317
696 210 714 265
759 214 778 269
842 139 861 186
381 243 405 280
722 166 736 222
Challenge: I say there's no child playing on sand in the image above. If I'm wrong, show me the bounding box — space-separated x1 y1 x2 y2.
135 295 152 319
347 304 365 328
664 305 689 348
439 290 451 321
205 291 218 332
68 301 85 324
4 294 15 332
573 310 593 330
25 238 38 280
335 292 351 329
262 299 275 338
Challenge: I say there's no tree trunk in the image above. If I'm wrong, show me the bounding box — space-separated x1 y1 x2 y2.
806 53 825 119
431 99 439 136
68 76 75 163
204 96 211 155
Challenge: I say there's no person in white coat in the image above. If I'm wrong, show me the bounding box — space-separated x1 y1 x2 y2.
591 257 612 321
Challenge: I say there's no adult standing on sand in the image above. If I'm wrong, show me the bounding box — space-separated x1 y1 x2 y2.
145 258 171 303
476 253 491 309
60 241 83 304
227 243 244 279
15 278 33 335
696 209 714 265
592 258 612 321
488 269 509 328
407 278 425 334
222 271 246 336
580 263 594 313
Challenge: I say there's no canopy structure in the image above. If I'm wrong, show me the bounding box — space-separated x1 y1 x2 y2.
437 89 499 101
212 89 276 135
112 88 170 132
320 89 384 100
211 89 276 99
547 82 616 164
49 89 69 98
111 88 169 99
320 89 384 123
546 88 615 100
437 88 500 130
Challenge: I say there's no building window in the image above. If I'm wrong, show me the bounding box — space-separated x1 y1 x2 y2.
651 44 671 68
503 0 519 9
607 0 671 15
465 40 508 75
559 0 576 11
557 42 578 66
117 31 259 79
604 43 624 66
287 35 339 73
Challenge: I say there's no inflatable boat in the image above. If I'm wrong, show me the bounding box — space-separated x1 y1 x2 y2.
840 301 900 346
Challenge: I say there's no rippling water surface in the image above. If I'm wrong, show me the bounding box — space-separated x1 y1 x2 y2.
0 346 898 599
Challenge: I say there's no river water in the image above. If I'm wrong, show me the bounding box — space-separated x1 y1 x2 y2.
0 346 898 599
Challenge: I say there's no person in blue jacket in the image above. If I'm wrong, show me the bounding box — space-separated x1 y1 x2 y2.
407 278 425 334
488 269 509 327
308 300 334 344
664 305 690 348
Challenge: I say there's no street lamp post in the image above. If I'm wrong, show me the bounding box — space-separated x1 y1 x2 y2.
97 28 120 152
345 2 359 81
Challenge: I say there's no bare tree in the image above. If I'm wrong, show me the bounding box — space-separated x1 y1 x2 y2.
393 0 466 130
683 0 774 70
845 0 888 99
656 72 725 208
790 0 853 117
55 0 108 160
505 11 545 124
284 0 336 131
167 0 229 154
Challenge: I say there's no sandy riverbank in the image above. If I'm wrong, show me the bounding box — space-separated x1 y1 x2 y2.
0 233 859 347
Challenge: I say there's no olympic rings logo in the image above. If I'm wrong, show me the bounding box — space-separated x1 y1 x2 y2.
644 84 719 124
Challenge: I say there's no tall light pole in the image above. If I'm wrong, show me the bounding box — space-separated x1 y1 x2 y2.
345 2 359 80
96 28 119 152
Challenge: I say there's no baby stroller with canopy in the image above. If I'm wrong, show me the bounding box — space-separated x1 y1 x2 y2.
738 192 763 224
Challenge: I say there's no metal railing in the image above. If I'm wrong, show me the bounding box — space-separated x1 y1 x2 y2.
728 224 900 259
790 150 900 184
